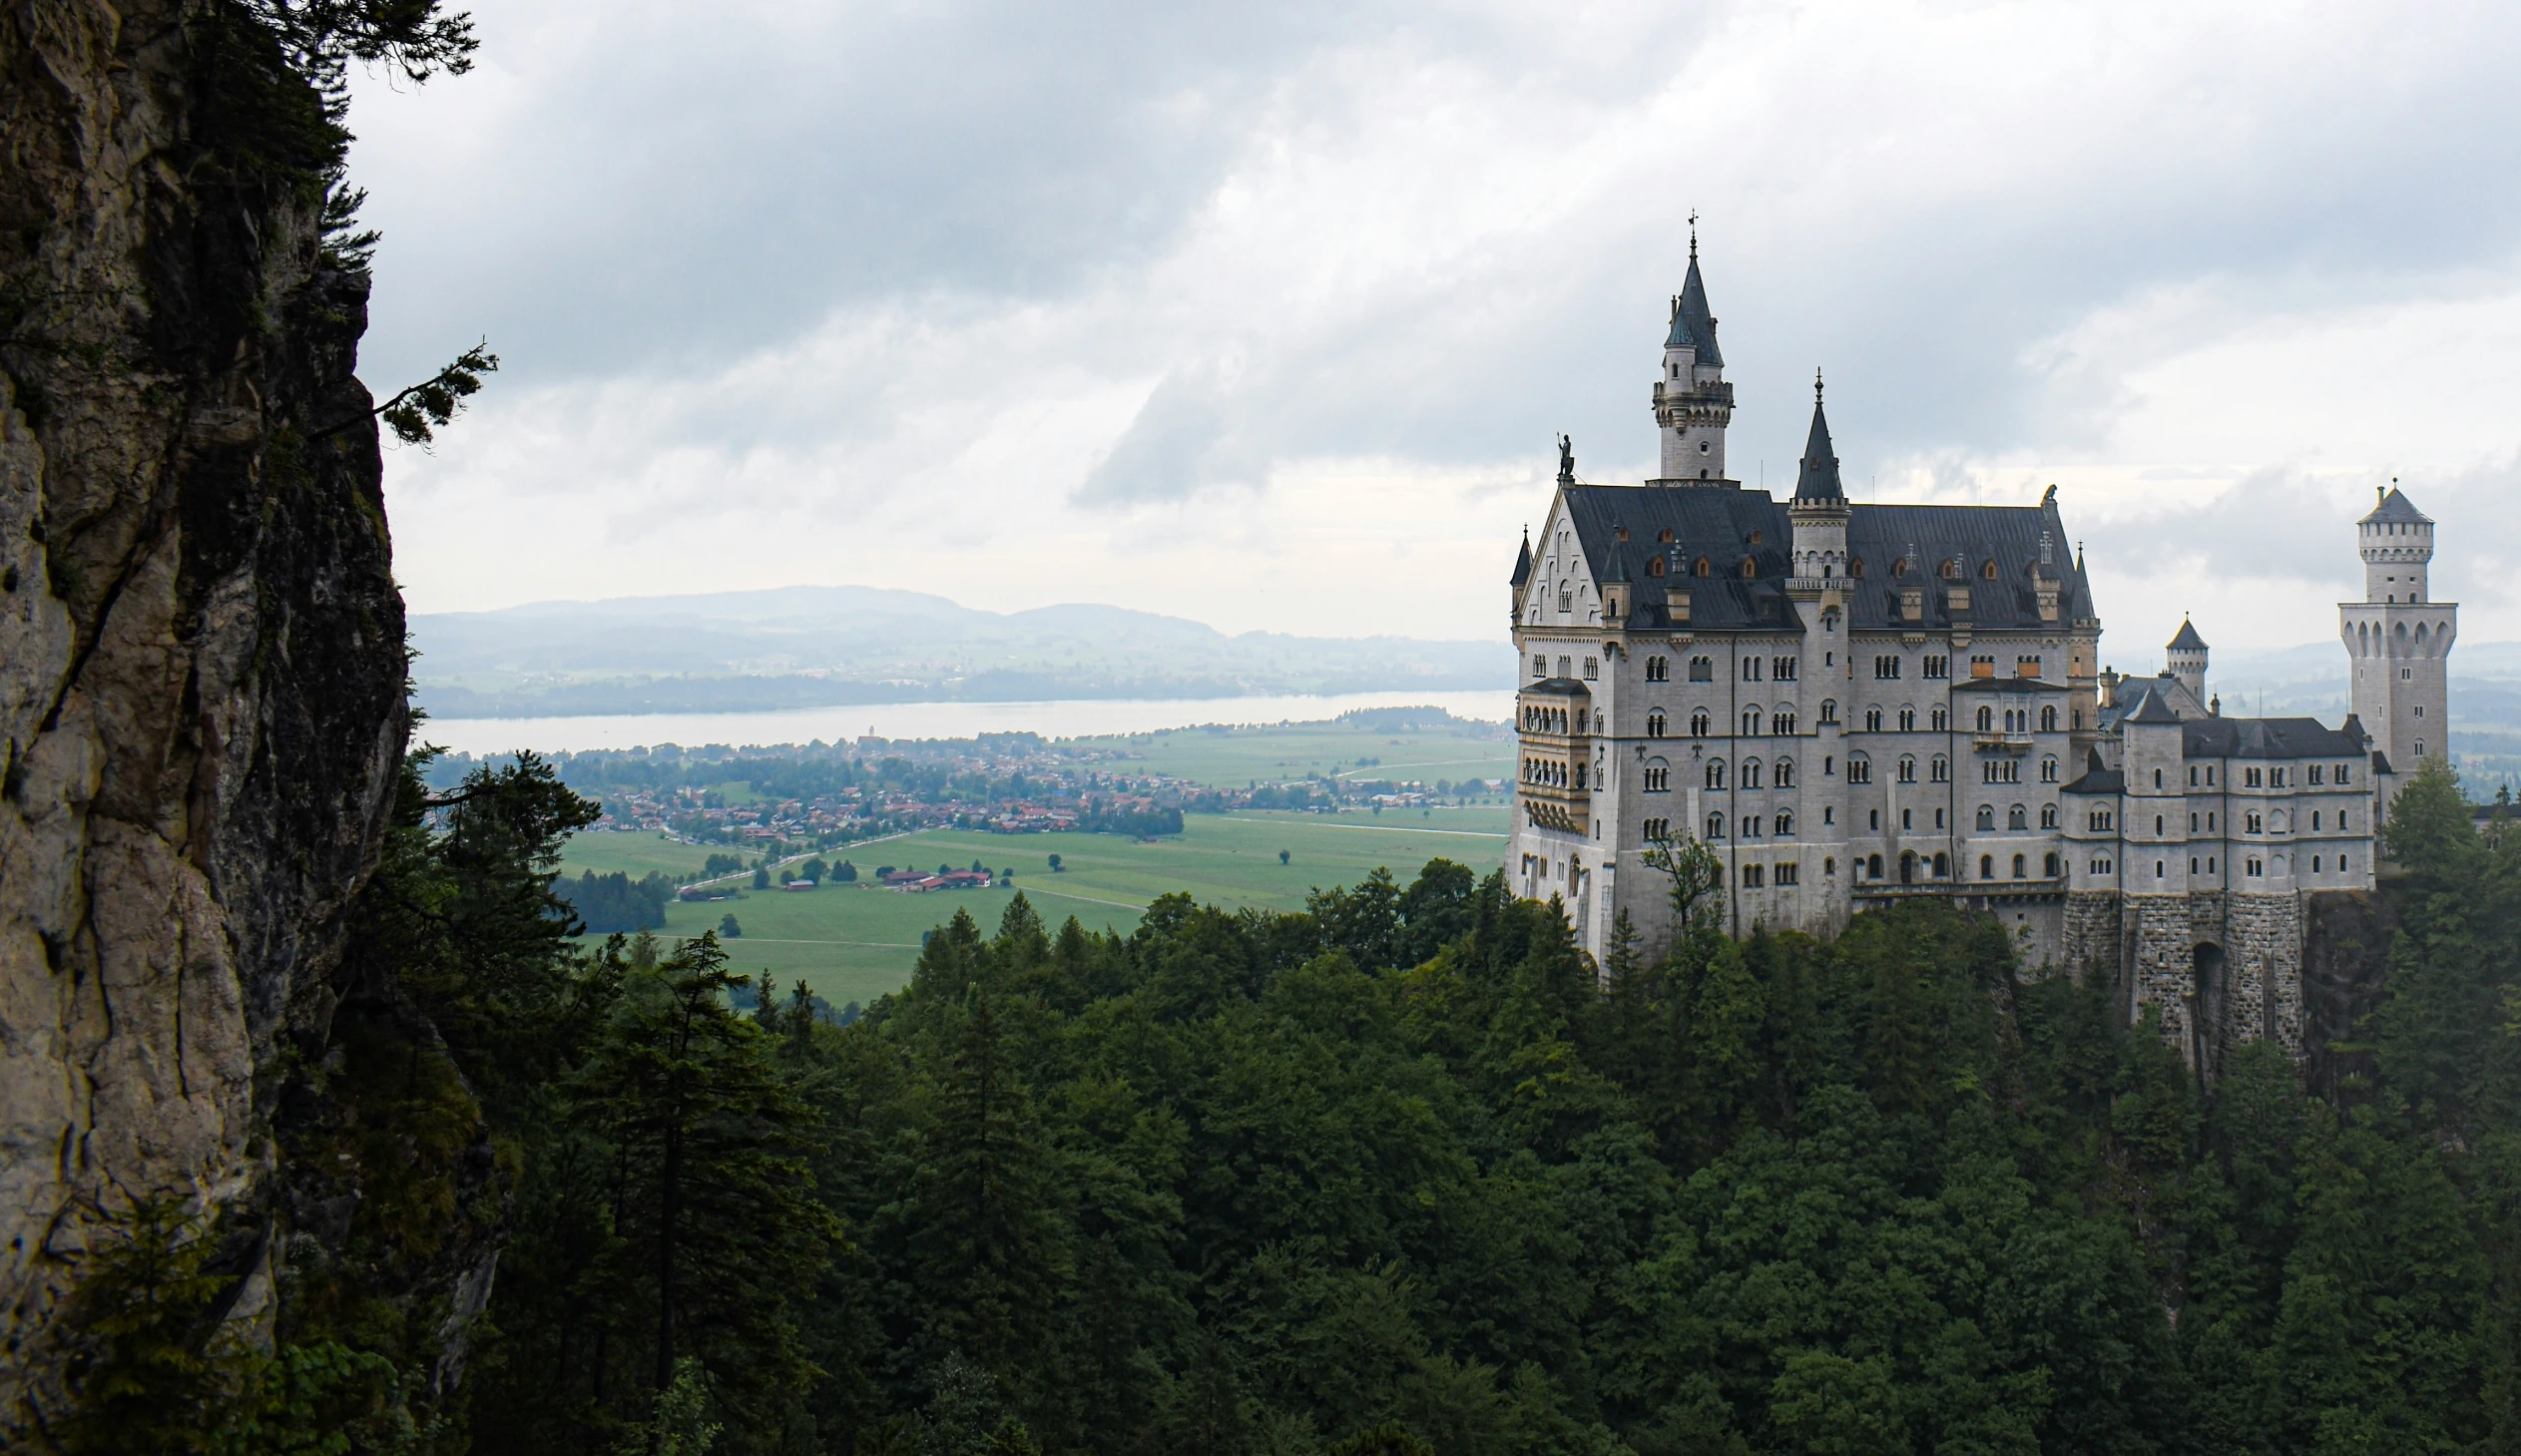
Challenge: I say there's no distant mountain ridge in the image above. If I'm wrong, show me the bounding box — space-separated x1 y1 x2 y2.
411 585 1512 718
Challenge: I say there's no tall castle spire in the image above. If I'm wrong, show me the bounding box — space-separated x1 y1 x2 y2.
1787 369 1850 584
1652 224 1735 485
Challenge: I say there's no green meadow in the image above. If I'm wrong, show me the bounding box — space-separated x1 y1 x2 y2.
562 805 1511 1008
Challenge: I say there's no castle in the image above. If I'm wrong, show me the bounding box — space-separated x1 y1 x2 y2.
1507 240 2453 1067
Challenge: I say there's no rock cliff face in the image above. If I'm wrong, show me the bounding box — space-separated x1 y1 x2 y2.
0 0 408 1411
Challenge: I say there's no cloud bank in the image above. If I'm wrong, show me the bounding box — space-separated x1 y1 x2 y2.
350 0 2521 656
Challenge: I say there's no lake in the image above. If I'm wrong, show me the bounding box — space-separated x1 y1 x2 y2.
425 689 1518 755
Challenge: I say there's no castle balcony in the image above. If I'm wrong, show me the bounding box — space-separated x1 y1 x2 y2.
1973 732 2034 754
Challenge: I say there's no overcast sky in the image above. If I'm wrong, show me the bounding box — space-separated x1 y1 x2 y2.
350 0 2521 667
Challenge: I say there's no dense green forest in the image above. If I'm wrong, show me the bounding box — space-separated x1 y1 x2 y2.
52 749 2521 1454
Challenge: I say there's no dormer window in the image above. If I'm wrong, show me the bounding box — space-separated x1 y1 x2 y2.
1659 528 1676 543
1849 558 1866 579
1980 559 1999 581
1892 557 1909 578
1694 557 1711 577
1647 556 1666 577
1941 559 1961 581
1748 530 1763 546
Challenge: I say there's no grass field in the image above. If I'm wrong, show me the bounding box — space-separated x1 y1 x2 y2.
561 806 1511 1009
1069 720 1514 790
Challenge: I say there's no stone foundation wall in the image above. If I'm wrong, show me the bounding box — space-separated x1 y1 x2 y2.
2226 892 2304 1052
2130 895 2200 1054
2064 892 2125 987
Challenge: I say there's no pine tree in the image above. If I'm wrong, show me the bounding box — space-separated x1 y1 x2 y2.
575 932 843 1439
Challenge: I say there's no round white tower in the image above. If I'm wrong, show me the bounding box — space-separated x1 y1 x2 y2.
1651 228 1735 484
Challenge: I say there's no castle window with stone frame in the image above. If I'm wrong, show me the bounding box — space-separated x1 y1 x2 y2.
1742 709 1763 736
1707 812 1727 839
1873 655 1902 679
1819 700 1839 725
1583 657 1599 680
1979 853 1994 878
1847 755 1872 784
1689 710 1709 736
1642 816 1670 840
1647 710 1667 738
1743 758 1764 789
1898 707 1916 731
2247 856 2264 876
1775 860 1799 885
1931 755 1950 782
2247 811 2264 833
2040 706 2059 731
1931 708 1948 730
1774 712 1797 735
1688 656 1714 681
2041 805 2059 829
1706 759 1727 789
1898 755 1917 783
1865 707 1883 731
2334 762 2352 783
1532 654 1547 677
1646 655 1669 682
2246 767 2262 787
1557 656 1573 677
2041 756 2059 782
1644 764 1670 792
2008 804 2028 829
1976 705 1994 731
1742 863 1764 887
2090 808 2114 830
1774 656 1798 681
1923 655 1950 679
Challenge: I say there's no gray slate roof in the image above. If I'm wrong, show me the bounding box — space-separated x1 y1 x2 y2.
2168 618 2207 652
1793 395 1844 503
2361 487 2431 526
1549 485 2096 634
1663 255 1724 367
2182 716 2366 760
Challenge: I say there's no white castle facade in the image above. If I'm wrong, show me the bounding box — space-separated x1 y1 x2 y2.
1507 242 2453 1069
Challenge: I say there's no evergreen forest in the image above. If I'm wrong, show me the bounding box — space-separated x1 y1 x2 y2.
58 738 2521 1455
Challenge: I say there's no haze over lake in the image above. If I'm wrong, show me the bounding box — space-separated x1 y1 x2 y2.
426 689 1520 756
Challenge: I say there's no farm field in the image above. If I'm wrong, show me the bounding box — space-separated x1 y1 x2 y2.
1067 719 1514 790
561 806 1511 1008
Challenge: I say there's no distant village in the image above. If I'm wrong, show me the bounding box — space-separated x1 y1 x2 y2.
426 729 1505 880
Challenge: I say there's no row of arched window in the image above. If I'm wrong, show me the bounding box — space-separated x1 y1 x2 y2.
1695 757 1795 790
1974 803 2062 830
2347 618 2453 658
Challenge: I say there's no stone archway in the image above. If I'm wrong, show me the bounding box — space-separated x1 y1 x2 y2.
1899 851 1916 884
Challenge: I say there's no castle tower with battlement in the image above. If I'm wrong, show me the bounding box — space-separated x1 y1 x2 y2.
2341 486 2455 779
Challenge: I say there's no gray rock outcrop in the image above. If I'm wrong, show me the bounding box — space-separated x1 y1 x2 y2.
0 0 408 1412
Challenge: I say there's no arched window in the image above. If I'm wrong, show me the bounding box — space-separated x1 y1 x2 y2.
2040 705 2058 731
1775 810 1794 835
2043 851 2060 877
1893 556 1910 578
2011 852 2027 878
1659 527 1675 543
1867 853 1884 878
2040 804 2058 829
1976 706 1994 732
1849 558 1866 579
1981 559 1999 580
1693 557 1711 578
1847 754 1872 783
1646 655 1668 682
1930 707 1948 730
1740 557 1758 579
1647 710 1667 738
1706 759 1728 790
1865 707 1883 731
2008 804 2028 829
1976 804 1996 830
2041 755 2059 783
1942 559 1961 581
1773 758 1795 788
1647 555 1666 577
1897 706 1916 730
1742 758 1764 789
1690 710 1710 737
1707 812 1727 839
1897 755 1916 783
1930 755 1949 782
1979 853 1994 879
1819 700 1838 724
1932 852 1948 877
1742 709 1763 736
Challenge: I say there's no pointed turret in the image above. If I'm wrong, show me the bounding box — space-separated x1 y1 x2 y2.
1511 527 1533 588
2166 617 2209 710
1792 372 1844 503
1786 370 1851 586
1652 225 1736 484
1663 252 1725 367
